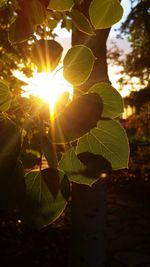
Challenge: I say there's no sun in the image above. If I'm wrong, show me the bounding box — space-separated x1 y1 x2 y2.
13 68 73 119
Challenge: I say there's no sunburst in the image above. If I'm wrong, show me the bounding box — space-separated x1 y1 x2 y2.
13 68 73 119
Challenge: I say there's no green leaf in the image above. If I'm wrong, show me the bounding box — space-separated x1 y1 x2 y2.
72 9 95 35
89 82 124 118
89 0 124 29
0 0 7 8
48 0 74 11
23 170 66 229
63 45 96 86
47 19 58 30
0 81 12 112
50 93 103 143
9 0 46 44
58 148 97 186
31 39 63 71
42 134 58 168
78 152 112 178
76 119 129 170
60 175 70 201
41 168 60 199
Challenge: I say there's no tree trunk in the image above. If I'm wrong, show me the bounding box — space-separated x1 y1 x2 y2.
70 180 107 267
70 1 110 266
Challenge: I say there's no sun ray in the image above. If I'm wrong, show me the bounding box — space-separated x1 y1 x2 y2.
13 69 73 121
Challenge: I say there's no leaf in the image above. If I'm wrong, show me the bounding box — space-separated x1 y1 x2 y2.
60 175 70 201
78 152 112 178
89 82 124 118
41 168 60 199
11 0 20 9
9 13 35 43
31 39 63 71
23 170 66 229
9 0 46 44
0 0 7 8
55 92 71 114
47 19 58 30
58 148 98 186
76 119 129 170
0 81 12 112
50 93 103 143
72 9 95 35
48 0 74 11
42 134 58 168
63 45 96 86
89 0 124 29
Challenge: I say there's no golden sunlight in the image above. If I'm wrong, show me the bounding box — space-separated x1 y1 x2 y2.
13 69 73 118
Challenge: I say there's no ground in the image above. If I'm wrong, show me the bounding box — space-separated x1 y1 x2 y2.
0 178 150 267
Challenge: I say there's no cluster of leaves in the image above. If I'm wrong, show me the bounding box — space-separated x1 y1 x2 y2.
124 86 150 111
0 0 129 229
123 102 150 142
129 145 150 181
123 86 150 145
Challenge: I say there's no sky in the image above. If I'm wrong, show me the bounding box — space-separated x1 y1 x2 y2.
109 0 131 38
108 0 131 50
108 0 132 95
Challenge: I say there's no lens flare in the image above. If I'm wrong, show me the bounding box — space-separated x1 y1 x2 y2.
13 69 73 119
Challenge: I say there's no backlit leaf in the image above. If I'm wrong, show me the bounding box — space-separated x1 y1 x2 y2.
41 168 60 199
48 0 74 11
47 19 58 30
50 93 103 143
0 0 7 8
78 152 112 178
89 0 124 29
0 81 12 112
9 14 35 44
42 134 58 168
89 82 124 118
76 119 129 170
72 9 95 35
59 148 97 186
60 175 70 201
31 39 63 71
63 45 95 86
23 170 66 229
9 0 46 43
